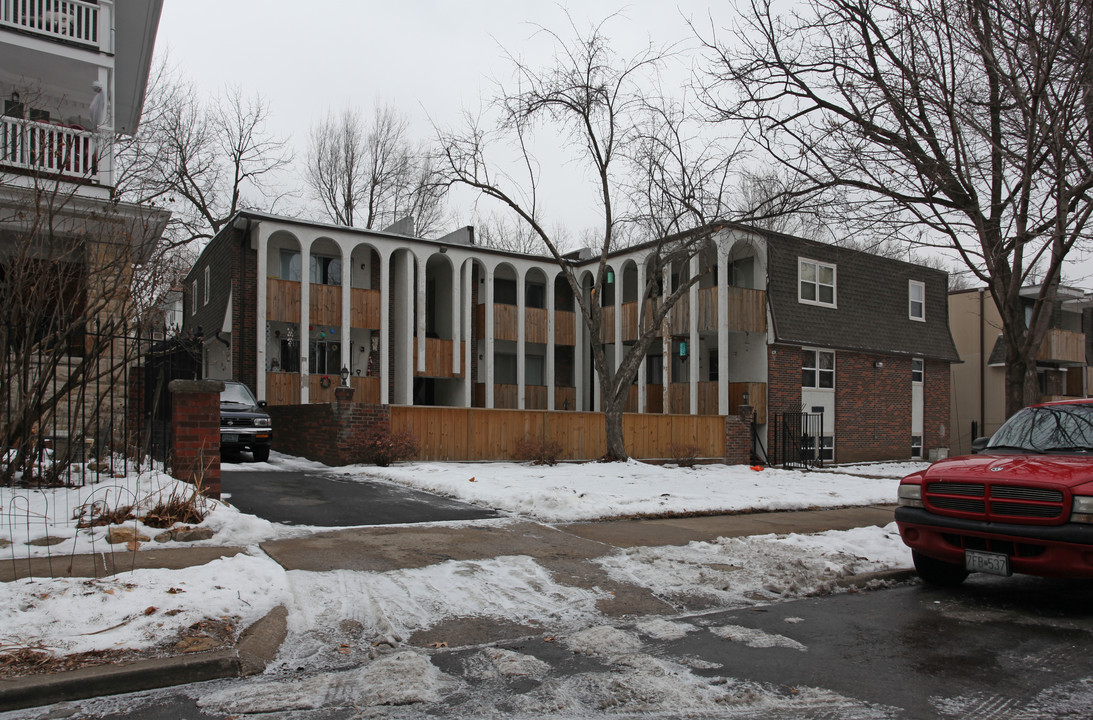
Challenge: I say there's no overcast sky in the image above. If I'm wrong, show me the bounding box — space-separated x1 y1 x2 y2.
154 1 718 238
155 1 1093 284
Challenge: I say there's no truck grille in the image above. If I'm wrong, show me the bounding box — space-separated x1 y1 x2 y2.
925 482 1066 521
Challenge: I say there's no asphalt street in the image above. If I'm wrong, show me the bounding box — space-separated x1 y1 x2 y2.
219 469 500 526
31 575 1093 719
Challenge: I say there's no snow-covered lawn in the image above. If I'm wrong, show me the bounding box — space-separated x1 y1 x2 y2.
0 454 921 674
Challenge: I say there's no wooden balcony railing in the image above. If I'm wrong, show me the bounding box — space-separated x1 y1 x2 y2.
267 279 301 323
265 372 381 406
309 283 340 327
1 0 102 47
608 286 767 341
475 304 577 346
350 288 380 329
1036 328 1085 364
412 338 464 378
265 371 300 406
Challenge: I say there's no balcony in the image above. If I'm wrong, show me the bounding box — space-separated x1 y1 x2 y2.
634 381 766 422
1 0 103 48
1 117 105 184
475 304 577 346
265 280 379 330
412 338 464 378
264 372 380 406
604 287 767 342
1036 328 1085 365
473 383 576 410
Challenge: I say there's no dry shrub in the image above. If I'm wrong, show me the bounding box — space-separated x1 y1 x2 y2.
141 481 208 528
514 437 563 466
669 444 701 468
361 427 419 467
74 501 135 528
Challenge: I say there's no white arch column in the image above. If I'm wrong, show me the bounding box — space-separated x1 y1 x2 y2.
451 257 461 376
462 260 473 406
255 222 270 402
340 240 351 377
485 266 495 408
546 277 556 410
575 280 585 411
298 236 313 404
718 247 730 415
416 255 427 374
378 250 390 404
689 253 699 415
637 260 646 414
517 271 526 410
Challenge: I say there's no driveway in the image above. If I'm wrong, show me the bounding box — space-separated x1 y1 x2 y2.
219 469 500 526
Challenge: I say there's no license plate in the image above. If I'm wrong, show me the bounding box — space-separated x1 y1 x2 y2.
221 434 239 444
965 549 1011 576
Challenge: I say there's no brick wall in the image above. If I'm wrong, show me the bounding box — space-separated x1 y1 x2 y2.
267 399 390 466
725 407 753 464
768 343 951 464
169 379 223 498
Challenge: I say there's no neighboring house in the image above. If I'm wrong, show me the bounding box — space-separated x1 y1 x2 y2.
183 211 957 464
0 1 168 451
949 285 1093 455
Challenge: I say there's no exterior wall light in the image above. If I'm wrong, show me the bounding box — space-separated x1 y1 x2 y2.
340 365 350 386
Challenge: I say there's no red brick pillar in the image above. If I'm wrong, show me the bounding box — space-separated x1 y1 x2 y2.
169 379 224 499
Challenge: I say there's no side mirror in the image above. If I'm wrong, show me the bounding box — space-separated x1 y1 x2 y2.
971 436 990 454
258 400 268 408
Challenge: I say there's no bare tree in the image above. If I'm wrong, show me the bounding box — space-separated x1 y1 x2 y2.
438 17 730 460
474 211 577 255
306 104 448 236
700 0 1093 416
115 62 292 245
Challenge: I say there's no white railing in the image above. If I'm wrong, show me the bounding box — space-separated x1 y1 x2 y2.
0 0 99 46
1 117 107 183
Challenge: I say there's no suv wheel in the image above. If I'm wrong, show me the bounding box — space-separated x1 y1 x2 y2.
252 446 270 462
912 550 969 587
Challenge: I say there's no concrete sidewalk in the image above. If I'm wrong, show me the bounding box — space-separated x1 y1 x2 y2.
0 504 904 713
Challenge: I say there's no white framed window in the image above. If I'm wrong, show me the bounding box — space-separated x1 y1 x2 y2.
203 266 210 306
909 280 925 321
911 435 923 459
912 358 924 383
799 258 836 307
802 348 835 389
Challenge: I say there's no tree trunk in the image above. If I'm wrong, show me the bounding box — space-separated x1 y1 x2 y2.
603 399 627 461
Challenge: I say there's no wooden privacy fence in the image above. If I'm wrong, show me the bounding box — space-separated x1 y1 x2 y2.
390 406 727 461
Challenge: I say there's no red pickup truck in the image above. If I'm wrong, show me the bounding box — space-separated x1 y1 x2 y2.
895 398 1093 586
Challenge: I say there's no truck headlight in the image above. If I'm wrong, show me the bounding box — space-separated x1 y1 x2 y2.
898 484 923 508
1070 496 1093 524
254 417 271 428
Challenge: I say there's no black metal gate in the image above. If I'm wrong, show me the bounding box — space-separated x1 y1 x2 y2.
776 411 826 469
141 334 202 464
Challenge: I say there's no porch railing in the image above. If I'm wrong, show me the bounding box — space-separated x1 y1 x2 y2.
1 117 104 183
1 0 101 47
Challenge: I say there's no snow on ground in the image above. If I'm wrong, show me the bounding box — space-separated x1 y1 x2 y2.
354 458 924 523
0 454 921 669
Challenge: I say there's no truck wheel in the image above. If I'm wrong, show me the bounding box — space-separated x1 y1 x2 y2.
252 446 270 462
912 550 969 587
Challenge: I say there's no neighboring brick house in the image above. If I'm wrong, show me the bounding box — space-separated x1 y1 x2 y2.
763 233 958 463
183 211 958 464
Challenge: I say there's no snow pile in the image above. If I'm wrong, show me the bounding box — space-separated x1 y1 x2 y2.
0 553 286 655
358 459 922 522
710 624 808 651
596 523 911 606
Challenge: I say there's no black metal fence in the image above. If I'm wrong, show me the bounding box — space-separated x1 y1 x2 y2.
772 411 826 469
0 321 201 487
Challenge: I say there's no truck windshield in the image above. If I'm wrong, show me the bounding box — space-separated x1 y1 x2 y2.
220 383 257 406
988 404 1093 453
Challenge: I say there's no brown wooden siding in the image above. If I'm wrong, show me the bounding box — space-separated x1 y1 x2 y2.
1037 328 1085 364
350 288 380 329
525 308 548 344
266 371 301 405
265 372 381 406
725 286 767 333
266 279 301 323
412 338 465 377
555 311 576 345
390 406 727 461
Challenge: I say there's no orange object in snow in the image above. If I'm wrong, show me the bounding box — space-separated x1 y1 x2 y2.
750 465 764 471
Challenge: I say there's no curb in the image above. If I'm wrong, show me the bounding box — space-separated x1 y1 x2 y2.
0 605 287 713
836 567 918 589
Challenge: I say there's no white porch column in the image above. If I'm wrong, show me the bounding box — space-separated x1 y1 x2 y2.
546 277 556 410
517 271 526 410
462 260 473 406
485 267 495 408
402 253 415 404
379 250 390 405
416 254 427 374
637 260 646 414
575 285 585 411
451 256 461 376
299 237 313 404
340 241 351 377
718 248 730 415
689 254 699 415
613 268 623 376
255 222 269 402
